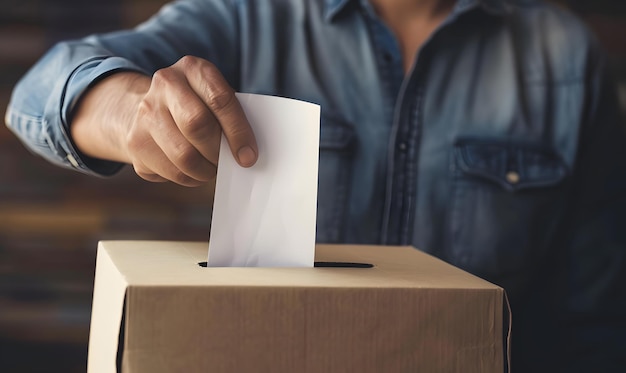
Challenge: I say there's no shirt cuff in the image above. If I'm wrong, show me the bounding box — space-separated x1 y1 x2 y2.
55 56 149 176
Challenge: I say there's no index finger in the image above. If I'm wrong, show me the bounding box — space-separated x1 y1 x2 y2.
179 57 257 167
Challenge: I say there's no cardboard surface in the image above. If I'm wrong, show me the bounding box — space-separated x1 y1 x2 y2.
88 241 509 373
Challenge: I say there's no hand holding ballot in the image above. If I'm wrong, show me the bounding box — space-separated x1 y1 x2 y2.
70 56 258 186
68 52 322 267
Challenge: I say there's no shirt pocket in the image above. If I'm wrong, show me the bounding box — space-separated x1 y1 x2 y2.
316 114 356 243
447 138 569 289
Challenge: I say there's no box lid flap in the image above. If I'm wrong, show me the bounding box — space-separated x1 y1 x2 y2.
96 241 500 290
87 242 130 373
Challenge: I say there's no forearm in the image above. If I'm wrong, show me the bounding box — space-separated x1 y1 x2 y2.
6 1 238 176
5 40 148 175
71 72 150 164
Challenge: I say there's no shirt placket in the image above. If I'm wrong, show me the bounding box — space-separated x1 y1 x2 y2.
360 6 422 246
383 72 423 246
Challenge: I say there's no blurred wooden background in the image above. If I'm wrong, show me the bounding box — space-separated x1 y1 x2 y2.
0 1 213 371
0 0 624 372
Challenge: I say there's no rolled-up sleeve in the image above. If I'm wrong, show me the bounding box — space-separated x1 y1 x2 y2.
5 0 239 176
6 44 147 175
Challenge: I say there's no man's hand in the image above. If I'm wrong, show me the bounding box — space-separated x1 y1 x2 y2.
71 56 257 186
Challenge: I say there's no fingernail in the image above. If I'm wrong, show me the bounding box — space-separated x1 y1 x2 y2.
237 146 256 167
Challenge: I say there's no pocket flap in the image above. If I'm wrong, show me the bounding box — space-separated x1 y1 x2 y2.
455 139 569 191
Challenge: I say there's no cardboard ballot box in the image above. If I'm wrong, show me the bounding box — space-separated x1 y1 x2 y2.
87 241 509 373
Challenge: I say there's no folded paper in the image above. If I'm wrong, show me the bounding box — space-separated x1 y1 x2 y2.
208 93 320 267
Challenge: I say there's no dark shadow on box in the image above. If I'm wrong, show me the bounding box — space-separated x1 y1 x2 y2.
116 299 126 373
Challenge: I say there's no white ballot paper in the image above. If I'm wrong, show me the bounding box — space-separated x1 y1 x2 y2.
207 93 320 267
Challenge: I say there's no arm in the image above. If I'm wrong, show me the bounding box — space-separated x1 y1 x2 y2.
5 0 251 182
71 58 257 186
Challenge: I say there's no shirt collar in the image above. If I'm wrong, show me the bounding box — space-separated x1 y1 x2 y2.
323 0 512 23
323 0 356 22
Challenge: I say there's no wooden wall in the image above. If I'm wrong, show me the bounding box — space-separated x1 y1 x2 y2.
0 1 212 371
0 1 624 371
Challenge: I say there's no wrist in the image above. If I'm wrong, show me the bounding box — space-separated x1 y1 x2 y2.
71 71 150 163
115 73 151 161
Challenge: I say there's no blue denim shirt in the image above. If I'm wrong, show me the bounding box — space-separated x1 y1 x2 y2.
6 0 626 370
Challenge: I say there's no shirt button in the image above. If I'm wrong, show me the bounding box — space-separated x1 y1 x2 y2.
383 53 393 63
398 142 407 151
505 171 520 184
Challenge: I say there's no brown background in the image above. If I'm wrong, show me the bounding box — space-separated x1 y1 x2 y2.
0 1 624 372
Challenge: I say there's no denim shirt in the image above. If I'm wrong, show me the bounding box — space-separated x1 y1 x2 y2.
6 0 626 370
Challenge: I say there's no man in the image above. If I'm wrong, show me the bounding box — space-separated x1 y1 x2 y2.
6 0 626 371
